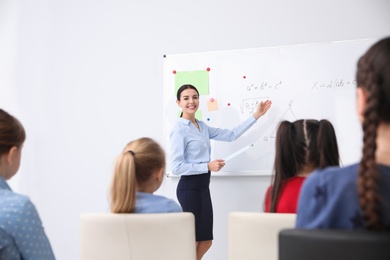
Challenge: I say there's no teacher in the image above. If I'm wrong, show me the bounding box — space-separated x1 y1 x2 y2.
169 84 271 259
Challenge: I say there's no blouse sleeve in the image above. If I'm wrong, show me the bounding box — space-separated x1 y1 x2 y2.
208 116 256 141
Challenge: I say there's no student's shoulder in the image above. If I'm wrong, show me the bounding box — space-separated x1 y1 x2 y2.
152 193 177 203
314 163 358 178
152 194 182 212
0 192 40 226
0 189 32 208
305 163 359 189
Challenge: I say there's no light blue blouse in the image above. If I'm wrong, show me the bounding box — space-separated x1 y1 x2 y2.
169 116 256 176
0 177 55 259
135 192 182 213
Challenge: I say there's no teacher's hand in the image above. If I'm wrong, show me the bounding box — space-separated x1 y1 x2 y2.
208 159 225 172
253 99 272 120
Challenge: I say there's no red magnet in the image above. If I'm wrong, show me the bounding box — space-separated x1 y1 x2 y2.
172 70 176 74
206 67 210 72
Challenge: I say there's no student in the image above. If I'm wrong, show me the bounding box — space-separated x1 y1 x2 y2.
110 137 182 213
296 36 390 229
169 84 272 259
264 119 340 213
0 108 55 259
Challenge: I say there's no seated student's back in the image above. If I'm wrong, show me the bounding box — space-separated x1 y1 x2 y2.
0 109 55 259
109 137 182 213
264 119 340 213
0 227 21 259
296 36 390 230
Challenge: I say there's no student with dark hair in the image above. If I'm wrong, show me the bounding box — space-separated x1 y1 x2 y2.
0 108 55 259
296 36 390 230
264 119 340 213
169 84 272 259
110 137 182 213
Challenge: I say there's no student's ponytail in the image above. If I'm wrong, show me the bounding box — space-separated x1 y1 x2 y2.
358 81 381 230
269 121 297 212
355 37 390 230
357 61 382 230
110 151 137 213
317 119 340 168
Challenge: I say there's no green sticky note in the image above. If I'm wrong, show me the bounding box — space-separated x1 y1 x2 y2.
175 70 209 96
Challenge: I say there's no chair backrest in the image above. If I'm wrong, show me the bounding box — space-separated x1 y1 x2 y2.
279 228 390 260
80 212 196 260
228 212 297 260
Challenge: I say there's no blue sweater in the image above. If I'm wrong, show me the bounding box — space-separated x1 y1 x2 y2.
296 163 390 229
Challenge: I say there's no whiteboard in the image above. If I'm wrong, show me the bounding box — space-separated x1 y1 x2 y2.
163 38 377 176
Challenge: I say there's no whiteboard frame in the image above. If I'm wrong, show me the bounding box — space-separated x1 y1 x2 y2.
163 38 376 177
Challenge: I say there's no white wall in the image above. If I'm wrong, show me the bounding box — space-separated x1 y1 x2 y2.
0 0 389 259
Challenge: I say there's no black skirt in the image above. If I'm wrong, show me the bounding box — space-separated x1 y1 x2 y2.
177 172 213 241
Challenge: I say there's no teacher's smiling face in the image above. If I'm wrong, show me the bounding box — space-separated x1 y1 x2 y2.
177 88 199 118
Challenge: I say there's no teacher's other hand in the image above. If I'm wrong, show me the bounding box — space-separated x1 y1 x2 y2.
208 159 225 172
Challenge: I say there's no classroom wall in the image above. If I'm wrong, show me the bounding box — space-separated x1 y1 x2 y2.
1 0 389 259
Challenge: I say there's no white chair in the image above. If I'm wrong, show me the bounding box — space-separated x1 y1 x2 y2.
228 212 297 260
80 212 196 260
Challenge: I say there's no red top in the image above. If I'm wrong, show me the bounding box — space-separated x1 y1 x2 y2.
264 176 306 213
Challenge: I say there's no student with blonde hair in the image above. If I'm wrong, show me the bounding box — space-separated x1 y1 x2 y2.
110 137 182 213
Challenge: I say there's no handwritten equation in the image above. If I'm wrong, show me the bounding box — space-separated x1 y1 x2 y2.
246 81 283 91
244 79 356 91
311 79 356 90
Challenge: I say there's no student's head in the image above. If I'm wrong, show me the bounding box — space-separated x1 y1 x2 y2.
355 36 390 229
176 84 199 118
269 119 340 212
110 137 166 213
0 109 26 180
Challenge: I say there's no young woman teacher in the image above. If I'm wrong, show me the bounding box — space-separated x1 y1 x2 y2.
169 84 272 259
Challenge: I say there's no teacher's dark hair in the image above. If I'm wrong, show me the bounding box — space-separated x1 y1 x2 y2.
0 109 26 155
356 36 390 230
176 84 199 117
269 119 340 212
